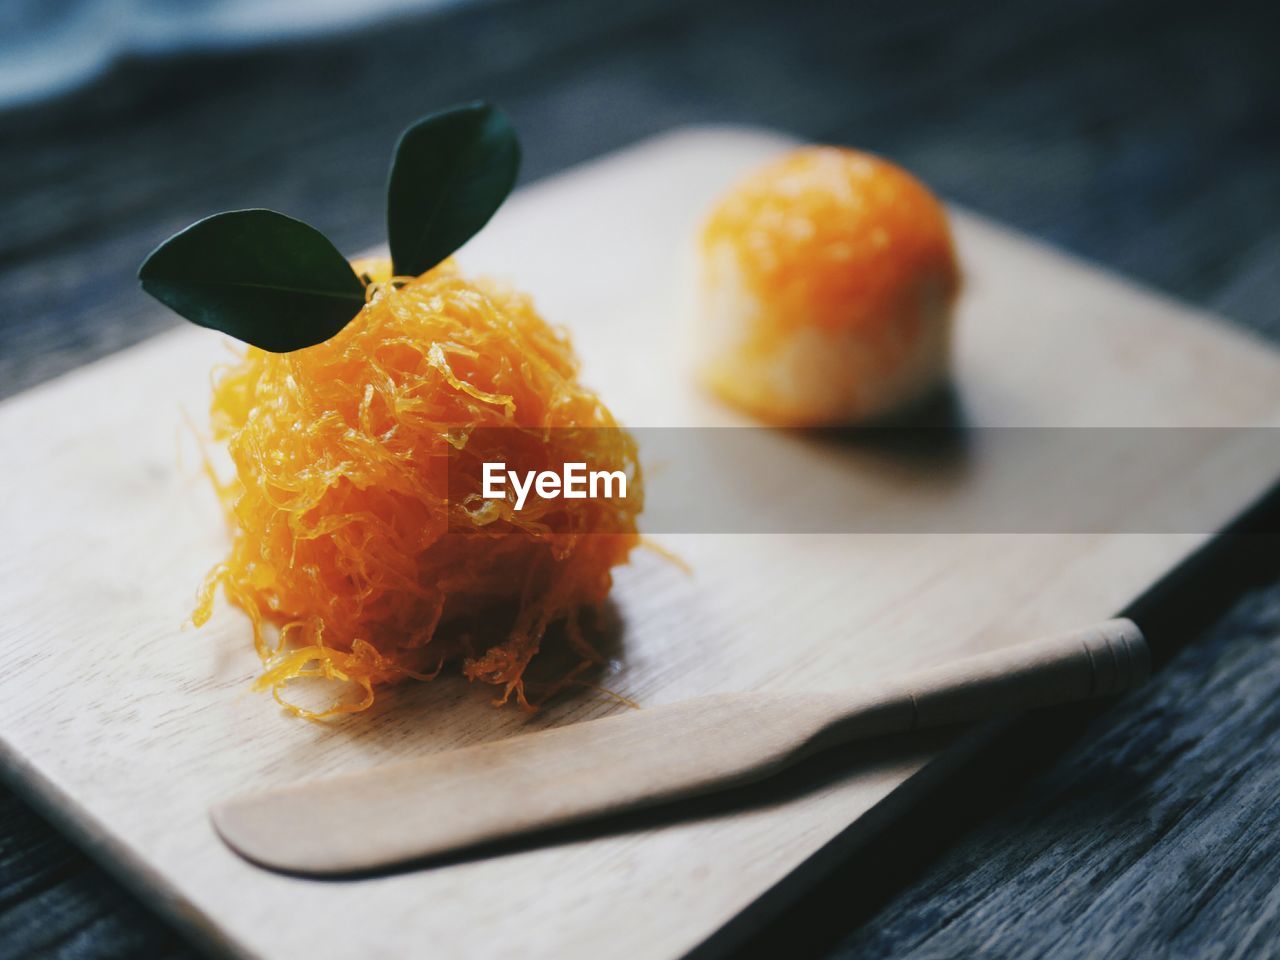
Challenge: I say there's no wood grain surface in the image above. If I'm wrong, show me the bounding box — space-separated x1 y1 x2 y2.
1 1 1278 958
0 126 1277 960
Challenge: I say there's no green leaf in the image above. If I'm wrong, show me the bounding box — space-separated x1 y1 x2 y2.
138 209 366 353
387 101 521 277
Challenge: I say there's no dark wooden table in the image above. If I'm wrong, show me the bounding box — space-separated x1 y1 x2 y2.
2 1 1278 956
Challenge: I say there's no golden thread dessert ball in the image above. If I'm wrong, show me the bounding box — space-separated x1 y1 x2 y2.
698 146 961 425
193 257 642 717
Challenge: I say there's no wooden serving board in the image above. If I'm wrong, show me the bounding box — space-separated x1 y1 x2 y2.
1 127 1278 960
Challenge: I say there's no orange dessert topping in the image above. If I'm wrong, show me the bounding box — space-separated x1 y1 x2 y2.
193 258 642 717
702 147 960 336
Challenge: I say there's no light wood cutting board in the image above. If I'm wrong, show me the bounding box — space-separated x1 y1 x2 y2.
1 127 1278 960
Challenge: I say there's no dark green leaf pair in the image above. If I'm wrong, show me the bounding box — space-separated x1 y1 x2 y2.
138 102 521 352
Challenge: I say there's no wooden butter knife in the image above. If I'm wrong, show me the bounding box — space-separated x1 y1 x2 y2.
212 618 1147 875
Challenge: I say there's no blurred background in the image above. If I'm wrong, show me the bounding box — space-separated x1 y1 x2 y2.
3 0 1277 402
1 0 1278 957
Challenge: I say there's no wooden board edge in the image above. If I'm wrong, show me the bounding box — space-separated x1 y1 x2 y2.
684 481 1280 959
0 736 258 960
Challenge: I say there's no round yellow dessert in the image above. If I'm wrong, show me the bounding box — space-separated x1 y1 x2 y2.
698 146 961 425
